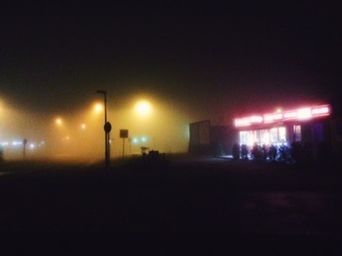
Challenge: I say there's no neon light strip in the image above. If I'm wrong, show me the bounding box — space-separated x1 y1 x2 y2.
234 104 331 127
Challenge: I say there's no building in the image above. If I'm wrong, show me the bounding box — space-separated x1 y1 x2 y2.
233 104 334 159
188 103 342 160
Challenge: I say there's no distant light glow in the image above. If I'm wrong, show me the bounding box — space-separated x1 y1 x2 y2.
62 136 70 141
141 137 147 143
234 104 331 127
80 123 87 130
29 143 35 149
12 140 23 146
132 138 139 144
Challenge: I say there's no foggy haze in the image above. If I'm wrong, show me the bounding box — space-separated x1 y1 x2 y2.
0 93 190 162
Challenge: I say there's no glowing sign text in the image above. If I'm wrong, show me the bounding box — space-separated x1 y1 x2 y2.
234 104 331 127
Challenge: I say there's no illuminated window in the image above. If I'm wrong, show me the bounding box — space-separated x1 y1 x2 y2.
260 129 270 145
270 128 278 144
279 127 286 144
240 127 288 147
239 131 249 145
239 131 256 146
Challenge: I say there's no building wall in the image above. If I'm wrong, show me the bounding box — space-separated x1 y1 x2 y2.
210 125 236 155
188 121 236 155
189 120 211 154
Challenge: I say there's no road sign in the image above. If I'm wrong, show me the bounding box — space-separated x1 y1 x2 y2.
104 122 112 133
120 129 129 138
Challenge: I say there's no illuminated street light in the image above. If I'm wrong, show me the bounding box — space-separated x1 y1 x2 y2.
55 117 63 126
134 100 152 118
93 102 104 114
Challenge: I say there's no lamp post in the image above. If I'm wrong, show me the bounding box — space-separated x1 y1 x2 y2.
96 90 111 169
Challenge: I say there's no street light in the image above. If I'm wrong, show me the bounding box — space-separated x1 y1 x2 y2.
93 102 104 114
55 117 63 126
134 100 152 118
96 90 111 169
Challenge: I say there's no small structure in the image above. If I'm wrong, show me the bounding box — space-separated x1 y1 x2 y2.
188 120 233 155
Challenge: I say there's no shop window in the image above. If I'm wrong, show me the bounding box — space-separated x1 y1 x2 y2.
239 126 288 147
279 127 287 144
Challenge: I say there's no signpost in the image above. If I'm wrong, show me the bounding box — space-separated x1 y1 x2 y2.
120 129 128 157
104 121 112 167
23 138 27 160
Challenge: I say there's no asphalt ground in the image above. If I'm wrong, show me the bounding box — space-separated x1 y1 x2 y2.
0 156 341 239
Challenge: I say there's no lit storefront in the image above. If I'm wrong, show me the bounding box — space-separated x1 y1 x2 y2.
234 104 332 149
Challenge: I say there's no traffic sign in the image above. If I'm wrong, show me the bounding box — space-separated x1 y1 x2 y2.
104 122 112 133
120 129 129 138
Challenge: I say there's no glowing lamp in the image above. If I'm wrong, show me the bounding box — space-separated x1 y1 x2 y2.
135 100 152 117
93 103 104 113
55 118 63 126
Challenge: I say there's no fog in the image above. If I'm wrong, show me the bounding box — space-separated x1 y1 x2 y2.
0 94 190 163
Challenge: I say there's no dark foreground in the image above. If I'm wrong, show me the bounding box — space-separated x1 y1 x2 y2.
0 156 341 239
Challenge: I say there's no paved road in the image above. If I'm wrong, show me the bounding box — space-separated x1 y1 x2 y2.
0 157 341 236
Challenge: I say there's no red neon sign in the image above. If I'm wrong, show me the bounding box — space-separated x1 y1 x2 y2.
234 104 331 127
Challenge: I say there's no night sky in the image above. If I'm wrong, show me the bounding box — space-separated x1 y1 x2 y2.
1 2 340 122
